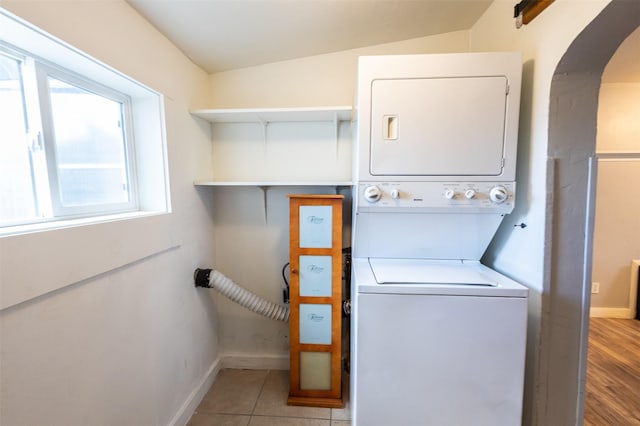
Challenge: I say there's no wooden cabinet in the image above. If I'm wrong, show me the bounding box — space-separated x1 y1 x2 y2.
287 194 344 408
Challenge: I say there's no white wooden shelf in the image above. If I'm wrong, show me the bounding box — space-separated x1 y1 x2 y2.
191 106 354 199
190 106 352 124
194 180 352 187
194 181 352 222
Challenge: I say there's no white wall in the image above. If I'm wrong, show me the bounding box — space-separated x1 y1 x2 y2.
468 0 605 384
591 158 640 313
591 27 640 315
470 1 613 425
205 3 620 425
470 0 610 291
207 30 469 108
0 2 219 425
204 31 469 366
0 1 623 425
470 1 640 425
470 0 607 424
597 84 640 152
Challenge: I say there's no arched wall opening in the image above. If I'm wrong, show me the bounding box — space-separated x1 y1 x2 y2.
544 1 640 424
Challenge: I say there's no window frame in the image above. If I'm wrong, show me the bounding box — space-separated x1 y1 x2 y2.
36 62 139 218
0 8 170 236
0 45 41 225
1 44 140 225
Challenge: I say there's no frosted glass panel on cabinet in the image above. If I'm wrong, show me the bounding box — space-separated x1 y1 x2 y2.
300 352 331 390
299 304 332 345
299 255 332 297
299 205 332 248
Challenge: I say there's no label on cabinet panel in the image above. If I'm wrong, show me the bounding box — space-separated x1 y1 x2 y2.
299 304 332 345
299 206 332 248
299 255 332 297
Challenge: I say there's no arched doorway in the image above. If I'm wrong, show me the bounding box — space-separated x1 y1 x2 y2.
544 1 640 424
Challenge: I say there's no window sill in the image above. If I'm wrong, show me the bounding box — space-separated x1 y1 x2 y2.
0 210 166 238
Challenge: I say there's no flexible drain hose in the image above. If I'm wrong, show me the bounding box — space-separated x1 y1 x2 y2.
194 268 290 322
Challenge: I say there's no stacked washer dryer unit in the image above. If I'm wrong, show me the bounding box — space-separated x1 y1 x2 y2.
350 52 528 426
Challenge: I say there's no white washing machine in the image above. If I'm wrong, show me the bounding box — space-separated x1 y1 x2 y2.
350 53 528 425
352 259 528 425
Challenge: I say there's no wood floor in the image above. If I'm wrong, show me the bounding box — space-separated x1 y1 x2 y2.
584 318 640 426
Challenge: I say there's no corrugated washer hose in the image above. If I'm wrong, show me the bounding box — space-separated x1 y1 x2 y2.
194 268 290 322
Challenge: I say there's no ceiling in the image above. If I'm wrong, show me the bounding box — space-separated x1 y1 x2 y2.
126 0 493 73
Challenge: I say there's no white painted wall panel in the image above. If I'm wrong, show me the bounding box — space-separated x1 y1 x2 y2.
597 83 640 153
0 2 218 425
204 29 467 367
469 1 613 425
591 158 640 310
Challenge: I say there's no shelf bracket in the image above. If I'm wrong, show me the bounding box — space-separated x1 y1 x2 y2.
258 185 270 222
258 117 269 144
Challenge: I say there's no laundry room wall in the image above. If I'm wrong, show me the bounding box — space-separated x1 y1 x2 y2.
206 30 469 108
0 2 219 425
468 0 613 425
204 31 470 367
469 0 610 303
204 3 614 424
591 26 640 317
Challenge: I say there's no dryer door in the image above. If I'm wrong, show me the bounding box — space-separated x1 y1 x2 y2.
369 76 508 177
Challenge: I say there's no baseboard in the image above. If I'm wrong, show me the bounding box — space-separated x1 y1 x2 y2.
169 357 221 426
221 353 290 370
168 353 289 425
590 261 639 320
589 307 634 318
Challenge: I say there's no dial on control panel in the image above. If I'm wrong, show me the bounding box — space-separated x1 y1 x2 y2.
363 186 382 203
444 189 455 200
489 186 508 204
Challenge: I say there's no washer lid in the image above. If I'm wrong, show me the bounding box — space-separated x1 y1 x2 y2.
354 258 529 297
370 258 497 286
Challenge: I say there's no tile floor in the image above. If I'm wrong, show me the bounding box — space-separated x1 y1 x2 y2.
188 369 351 426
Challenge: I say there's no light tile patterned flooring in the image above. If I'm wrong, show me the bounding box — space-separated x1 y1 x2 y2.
188 369 351 426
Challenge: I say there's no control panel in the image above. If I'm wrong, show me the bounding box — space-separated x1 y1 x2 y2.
356 181 515 213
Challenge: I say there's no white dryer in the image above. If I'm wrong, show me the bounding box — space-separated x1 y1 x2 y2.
350 52 528 426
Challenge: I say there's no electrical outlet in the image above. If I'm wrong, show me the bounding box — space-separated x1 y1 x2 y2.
592 282 600 294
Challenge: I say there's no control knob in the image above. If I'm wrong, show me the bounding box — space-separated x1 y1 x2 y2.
489 186 509 204
465 189 476 200
444 189 456 200
363 185 382 203
390 188 400 199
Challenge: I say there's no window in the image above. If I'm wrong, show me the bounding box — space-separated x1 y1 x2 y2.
44 73 136 214
0 9 169 234
1 47 137 227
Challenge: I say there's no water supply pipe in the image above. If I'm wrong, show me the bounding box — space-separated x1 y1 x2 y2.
194 268 290 322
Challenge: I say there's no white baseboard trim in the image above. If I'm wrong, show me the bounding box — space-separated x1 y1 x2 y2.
169 354 289 425
590 260 639 320
221 353 290 370
169 357 221 426
589 307 634 318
